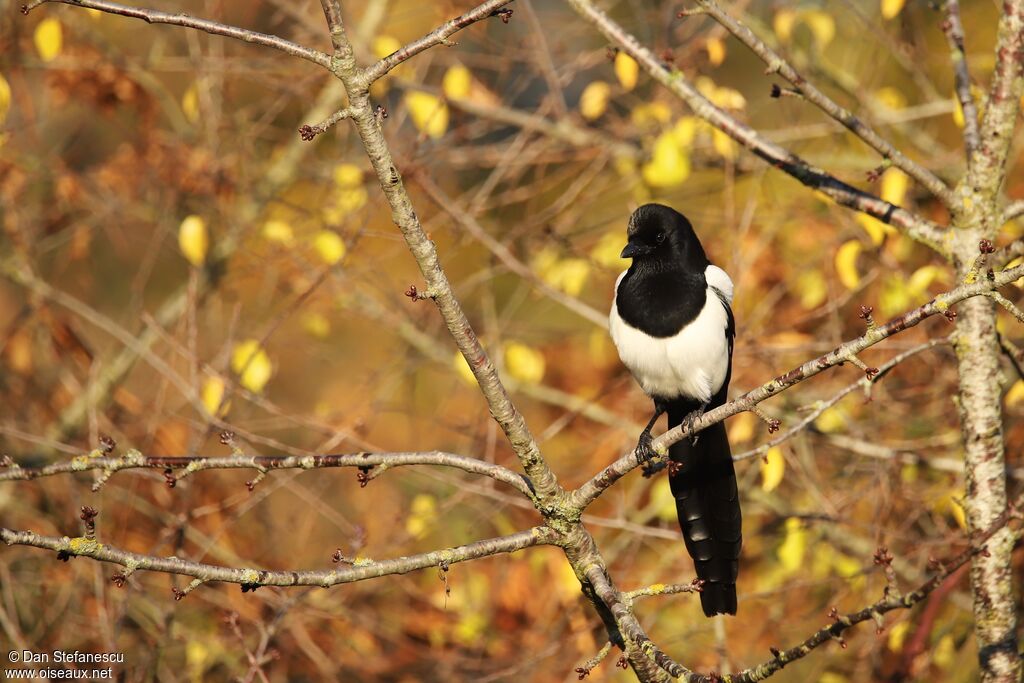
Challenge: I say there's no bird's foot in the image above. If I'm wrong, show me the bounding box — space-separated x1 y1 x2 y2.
682 403 710 445
634 431 655 466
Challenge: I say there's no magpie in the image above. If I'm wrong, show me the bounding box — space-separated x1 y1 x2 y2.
608 203 741 616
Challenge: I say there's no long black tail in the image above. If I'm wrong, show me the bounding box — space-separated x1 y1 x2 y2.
667 403 741 616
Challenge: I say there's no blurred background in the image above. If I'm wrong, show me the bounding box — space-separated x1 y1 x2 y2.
1 0 1022 680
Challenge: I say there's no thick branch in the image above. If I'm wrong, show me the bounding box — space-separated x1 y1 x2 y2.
696 0 956 207
359 0 515 85
0 450 535 498
0 526 557 589
571 261 1024 509
28 0 332 69
565 0 949 254
965 0 1024 201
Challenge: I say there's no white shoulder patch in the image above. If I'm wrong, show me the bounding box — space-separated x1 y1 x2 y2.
705 264 734 304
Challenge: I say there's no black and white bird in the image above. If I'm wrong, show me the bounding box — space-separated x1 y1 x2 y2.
609 203 742 617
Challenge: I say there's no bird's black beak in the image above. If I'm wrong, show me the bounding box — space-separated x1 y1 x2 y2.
620 242 653 259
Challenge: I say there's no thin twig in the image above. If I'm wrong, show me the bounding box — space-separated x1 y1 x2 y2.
0 526 558 589
695 0 956 208
941 0 981 159
0 450 535 497
26 0 332 69
564 0 949 255
359 0 516 85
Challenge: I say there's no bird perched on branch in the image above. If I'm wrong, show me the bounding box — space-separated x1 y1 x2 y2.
609 203 741 616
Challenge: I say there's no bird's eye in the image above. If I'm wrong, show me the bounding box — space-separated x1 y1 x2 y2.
655 232 666 244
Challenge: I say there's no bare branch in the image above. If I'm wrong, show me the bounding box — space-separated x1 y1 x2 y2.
564 0 949 254
0 450 535 498
733 338 948 462
359 0 516 85
696 0 956 208
0 526 558 589
26 0 332 69
1002 200 1024 224
728 492 1023 682
942 0 981 159
327 13 563 503
570 261 1024 509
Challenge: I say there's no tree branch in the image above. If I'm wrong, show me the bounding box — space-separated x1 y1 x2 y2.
695 0 957 208
564 0 949 254
728 492 1023 682
570 261 1024 509
942 0 981 160
359 0 516 86
0 450 535 498
25 0 332 69
325 10 564 505
0 525 558 590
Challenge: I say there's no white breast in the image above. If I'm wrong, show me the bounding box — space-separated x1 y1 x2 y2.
609 267 732 403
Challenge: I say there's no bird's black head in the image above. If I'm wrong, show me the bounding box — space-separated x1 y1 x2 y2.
620 204 708 272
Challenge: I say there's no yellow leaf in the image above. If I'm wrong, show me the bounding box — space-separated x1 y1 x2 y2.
819 674 849 683
590 231 627 268
405 493 437 538
835 240 863 290
776 518 806 572
630 102 671 129
333 163 363 189
814 407 846 433
933 634 956 669
443 63 472 99
760 446 785 492
795 270 828 309
505 342 546 384
908 264 944 294
186 639 211 682
262 220 294 246
881 169 908 205
727 411 755 444
0 74 11 125
614 53 639 91
712 129 738 160
231 340 272 393
544 258 590 296
651 477 678 522
580 81 612 120
181 83 199 124
34 18 63 63
201 376 230 417
178 215 209 267
404 91 448 138
641 130 690 187
879 274 912 316
672 117 698 147
887 620 910 652
881 0 906 20
856 213 894 246
933 492 967 529
1006 379 1024 406
302 312 330 339
372 35 401 60
773 9 798 42
312 230 346 265
453 351 476 385
874 87 907 110
705 37 726 66
802 11 835 50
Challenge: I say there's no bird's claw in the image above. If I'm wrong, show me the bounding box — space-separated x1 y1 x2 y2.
682 404 709 445
634 433 655 465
